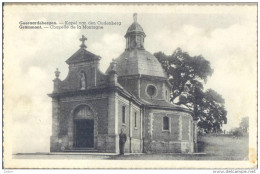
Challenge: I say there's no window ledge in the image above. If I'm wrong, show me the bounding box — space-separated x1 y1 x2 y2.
162 130 170 132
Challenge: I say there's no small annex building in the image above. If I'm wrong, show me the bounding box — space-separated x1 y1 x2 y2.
48 14 197 153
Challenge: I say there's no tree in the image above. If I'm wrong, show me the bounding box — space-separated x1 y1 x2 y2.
199 89 227 133
240 117 249 133
154 48 227 133
231 127 244 137
154 48 213 102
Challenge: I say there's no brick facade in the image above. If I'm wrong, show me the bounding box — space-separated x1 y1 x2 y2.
49 14 197 154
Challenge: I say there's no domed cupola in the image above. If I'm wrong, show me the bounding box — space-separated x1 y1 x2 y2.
125 13 146 50
106 13 167 78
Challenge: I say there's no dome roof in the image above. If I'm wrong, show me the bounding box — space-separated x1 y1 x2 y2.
106 49 167 78
125 13 146 38
125 22 146 37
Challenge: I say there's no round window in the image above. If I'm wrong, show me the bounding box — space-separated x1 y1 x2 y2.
146 85 157 97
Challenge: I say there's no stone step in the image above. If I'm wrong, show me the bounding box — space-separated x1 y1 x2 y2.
63 148 98 153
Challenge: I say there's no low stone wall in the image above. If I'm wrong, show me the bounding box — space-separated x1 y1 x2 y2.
144 140 193 153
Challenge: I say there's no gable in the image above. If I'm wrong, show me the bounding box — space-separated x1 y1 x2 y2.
66 48 101 65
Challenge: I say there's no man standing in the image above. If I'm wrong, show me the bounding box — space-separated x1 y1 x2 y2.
119 128 127 155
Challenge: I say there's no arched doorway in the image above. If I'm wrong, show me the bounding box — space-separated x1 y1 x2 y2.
73 105 95 148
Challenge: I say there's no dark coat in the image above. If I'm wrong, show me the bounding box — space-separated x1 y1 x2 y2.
119 132 127 144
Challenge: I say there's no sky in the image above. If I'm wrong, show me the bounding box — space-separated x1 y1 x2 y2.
3 4 257 153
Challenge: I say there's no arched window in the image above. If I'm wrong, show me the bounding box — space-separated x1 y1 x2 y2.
134 112 137 128
163 116 169 131
165 90 168 100
122 106 126 124
74 105 93 120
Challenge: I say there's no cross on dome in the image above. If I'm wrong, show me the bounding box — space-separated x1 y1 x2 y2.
80 35 87 49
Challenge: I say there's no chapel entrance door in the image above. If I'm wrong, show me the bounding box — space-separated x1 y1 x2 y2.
74 119 94 148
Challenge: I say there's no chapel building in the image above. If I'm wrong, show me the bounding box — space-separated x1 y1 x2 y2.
48 14 197 153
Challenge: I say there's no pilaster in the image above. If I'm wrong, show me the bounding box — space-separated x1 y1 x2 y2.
179 116 182 141
50 98 60 151
108 91 119 153
140 108 143 151
129 101 133 153
137 78 141 98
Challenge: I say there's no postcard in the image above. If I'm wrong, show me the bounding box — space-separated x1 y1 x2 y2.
3 3 257 169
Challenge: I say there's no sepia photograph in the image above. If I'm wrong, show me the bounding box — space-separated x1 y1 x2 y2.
2 3 257 169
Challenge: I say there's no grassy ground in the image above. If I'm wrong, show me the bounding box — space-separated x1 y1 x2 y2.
196 134 249 160
14 135 249 160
